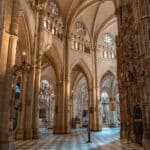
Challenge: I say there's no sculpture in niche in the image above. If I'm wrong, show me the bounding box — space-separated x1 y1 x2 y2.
103 33 114 46
47 1 59 16
74 21 86 37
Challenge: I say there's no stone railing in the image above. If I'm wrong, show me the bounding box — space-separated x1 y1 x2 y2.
71 34 91 54
43 17 63 41
98 44 116 60
100 50 116 59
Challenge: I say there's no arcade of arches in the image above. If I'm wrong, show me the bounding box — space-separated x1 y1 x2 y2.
0 0 149 150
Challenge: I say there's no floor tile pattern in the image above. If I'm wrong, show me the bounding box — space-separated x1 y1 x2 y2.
15 128 143 150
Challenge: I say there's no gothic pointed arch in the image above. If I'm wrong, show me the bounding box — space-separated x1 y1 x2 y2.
94 16 116 44
99 70 117 99
100 71 116 85
70 58 92 88
42 44 63 81
67 0 118 32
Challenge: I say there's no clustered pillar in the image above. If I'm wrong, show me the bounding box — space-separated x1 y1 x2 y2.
0 0 19 149
138 1 150 149
117 0 150 148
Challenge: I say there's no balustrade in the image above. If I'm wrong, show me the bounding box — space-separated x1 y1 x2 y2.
71 34 91 54
101 51 116 59
96 42 116 60
43 17 63 41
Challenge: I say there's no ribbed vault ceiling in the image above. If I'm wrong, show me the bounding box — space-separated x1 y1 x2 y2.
53 0 118 41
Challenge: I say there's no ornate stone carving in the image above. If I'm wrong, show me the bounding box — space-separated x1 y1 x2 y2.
74 21 86 37
47 1 59 16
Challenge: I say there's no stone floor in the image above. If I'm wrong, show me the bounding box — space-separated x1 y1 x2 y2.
15 128 143 150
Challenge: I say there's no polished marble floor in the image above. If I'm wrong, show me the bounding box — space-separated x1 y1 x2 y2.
15 128 143 150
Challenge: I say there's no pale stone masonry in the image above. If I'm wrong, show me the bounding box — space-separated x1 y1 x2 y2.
0 0 149 150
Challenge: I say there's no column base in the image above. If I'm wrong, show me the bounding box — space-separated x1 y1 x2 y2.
53 125 71 134
143 128 150 150
24 128 33 140
53 131 70 134
15 128 24 140
91 126 102 131
121 128 126 139
53 129 70 134
32 128 40 139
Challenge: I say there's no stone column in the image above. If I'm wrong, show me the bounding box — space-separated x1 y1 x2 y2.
32 54 41 139
24 68 35 139
15 72 27 140
54 29 71 134
88 88 92 129
53 80 66 134
31 1 50 138
89 47 101 131
0 33 18 150
0 0 19 148
143 62 150 150
64 79 71 133
0 1 19 148
137 1 150 149
32 8 43 139
23 5 43 140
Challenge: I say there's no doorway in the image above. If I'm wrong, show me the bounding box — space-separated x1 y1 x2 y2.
133 104 143 145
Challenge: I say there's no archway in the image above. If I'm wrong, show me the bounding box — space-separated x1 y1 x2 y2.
38 48 60 133
70 60 92 130
100 72 120 128
71 76 89 128
39 80 55 132
133 105 143 145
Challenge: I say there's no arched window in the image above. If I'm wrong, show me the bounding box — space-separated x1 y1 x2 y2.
103 33 114 46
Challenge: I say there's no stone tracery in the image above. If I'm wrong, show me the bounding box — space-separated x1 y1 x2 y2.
0 0 149 150
103 33 114 46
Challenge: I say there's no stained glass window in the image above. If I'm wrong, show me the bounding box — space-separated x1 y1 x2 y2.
103 33 114 46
